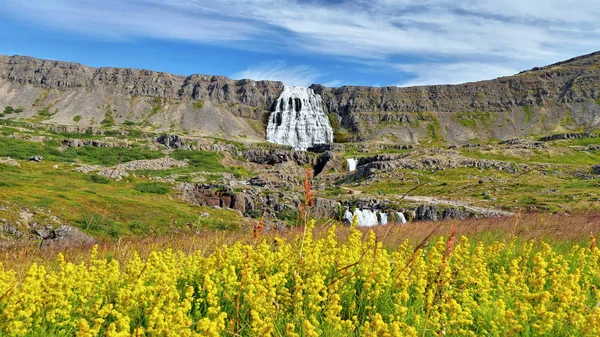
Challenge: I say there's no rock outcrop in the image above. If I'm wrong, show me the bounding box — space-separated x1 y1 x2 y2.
38 225 96 249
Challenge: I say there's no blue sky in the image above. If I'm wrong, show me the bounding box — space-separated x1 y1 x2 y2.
0 0 599 87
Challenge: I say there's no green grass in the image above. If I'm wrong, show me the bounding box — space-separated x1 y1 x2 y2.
135 150 251 179
72 115 82 122
523 105 533 122
0 137 164 166
134 182 171 194
86 174 111 184
351 166 599 212
460 146 600 166
0 161 245 238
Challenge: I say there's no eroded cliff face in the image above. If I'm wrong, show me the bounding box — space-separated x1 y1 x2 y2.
311 52 600 144
1 52 599 145
0 55 283 140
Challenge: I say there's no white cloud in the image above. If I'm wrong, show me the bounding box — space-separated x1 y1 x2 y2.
3 0 600 85
395 62 519 87
231 61 321 87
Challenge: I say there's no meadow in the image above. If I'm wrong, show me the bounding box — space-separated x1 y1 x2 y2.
0 213 599 336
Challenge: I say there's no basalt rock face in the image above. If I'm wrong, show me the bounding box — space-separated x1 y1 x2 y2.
1 52 600 145
310 51 600 143
0 55 283 141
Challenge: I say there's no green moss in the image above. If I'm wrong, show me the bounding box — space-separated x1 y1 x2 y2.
334 129 351 143
327 113 341 130
73 115 82 122
523 105 533 123
193 100 204 110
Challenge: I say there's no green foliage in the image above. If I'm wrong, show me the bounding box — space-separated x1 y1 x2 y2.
101 110 115 128
276 209 299 223
76 213 122 238
35 106 57 121
3 106 23 114
454 111 493 129
523 105 533 122
327 113 341 130
72 115 82 122
86 174 111 184
122 120 137 126
134 182 171 195
426 119 443 143
595 99 600 106
193 100 204 110
172 150 225 170
248 209 263 219
333 129 351 143
0 137 163 166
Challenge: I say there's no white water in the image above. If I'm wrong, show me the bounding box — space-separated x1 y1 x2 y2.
379 213 388 225
344 209 388 227
266 86 334 150
396 212 407 224
347 158 358 172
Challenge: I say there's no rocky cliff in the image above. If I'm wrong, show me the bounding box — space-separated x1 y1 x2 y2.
0 55 283 140
1 52 599 144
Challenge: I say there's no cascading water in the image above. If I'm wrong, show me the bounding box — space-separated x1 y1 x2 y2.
396 212 407 224
347 158 358 172
266 86 334 150
344 209 388 227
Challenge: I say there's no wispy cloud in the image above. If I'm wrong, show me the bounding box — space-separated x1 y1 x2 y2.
396 62 519 87
3 0 600 86
231 61 322 87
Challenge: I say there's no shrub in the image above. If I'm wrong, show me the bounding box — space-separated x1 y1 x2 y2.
87 174 111 184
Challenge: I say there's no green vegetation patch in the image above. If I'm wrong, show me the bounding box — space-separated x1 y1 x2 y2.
193 100 204 110
0 137 163 166
3 106 24 114
0 161 244 238
134 182 171 195
523 105 533 123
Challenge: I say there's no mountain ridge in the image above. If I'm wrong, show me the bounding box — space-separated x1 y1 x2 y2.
1 52 599 144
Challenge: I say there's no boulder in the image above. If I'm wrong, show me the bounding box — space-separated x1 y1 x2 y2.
39 225 96 249
415 205 439 222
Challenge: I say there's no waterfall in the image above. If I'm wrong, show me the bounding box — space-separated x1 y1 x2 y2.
379 212 388 225
396 212 407 224
266 86 334 150
343 208 388 227
347 158 358 172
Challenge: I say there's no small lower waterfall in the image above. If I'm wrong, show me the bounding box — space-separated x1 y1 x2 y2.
379 212 388 225
266 86 334 150
344 209 388 227
396 212 407 224
347 158 358 172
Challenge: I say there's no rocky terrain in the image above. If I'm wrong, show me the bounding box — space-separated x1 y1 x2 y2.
1 51 600 246
1 52 599 144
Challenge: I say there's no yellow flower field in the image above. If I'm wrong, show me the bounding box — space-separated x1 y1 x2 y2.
0 220 599 336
